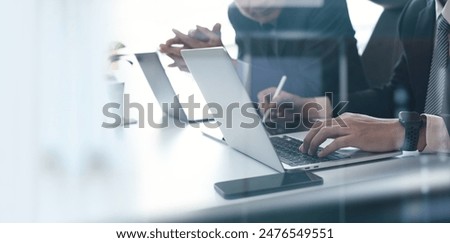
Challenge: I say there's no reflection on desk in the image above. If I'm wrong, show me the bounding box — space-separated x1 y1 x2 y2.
167 152 450 223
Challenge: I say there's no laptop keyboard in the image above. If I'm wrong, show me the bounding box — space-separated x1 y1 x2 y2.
270 136 350 167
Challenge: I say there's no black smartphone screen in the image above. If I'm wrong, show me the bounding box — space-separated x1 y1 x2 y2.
214 171 323 199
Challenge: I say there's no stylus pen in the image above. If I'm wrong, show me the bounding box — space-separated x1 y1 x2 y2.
262 75 287 123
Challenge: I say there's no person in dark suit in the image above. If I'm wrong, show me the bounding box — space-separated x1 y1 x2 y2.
228 0 368 103
160 0 369 120
300 0 450 156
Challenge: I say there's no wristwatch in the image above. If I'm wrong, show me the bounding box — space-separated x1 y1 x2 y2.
398 111 424 151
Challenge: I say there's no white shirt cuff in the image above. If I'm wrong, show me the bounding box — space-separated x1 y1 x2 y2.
422 114 450 153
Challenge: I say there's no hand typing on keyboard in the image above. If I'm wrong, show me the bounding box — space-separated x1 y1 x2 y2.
270 136 349 166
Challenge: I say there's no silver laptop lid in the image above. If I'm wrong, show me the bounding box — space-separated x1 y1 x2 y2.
181 47 284 172
135 52 189 122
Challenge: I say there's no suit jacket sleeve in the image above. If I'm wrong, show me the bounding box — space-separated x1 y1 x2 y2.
345 0 417 118
346 53 412 118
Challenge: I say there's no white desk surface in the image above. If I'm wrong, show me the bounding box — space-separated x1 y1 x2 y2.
32 118 450 222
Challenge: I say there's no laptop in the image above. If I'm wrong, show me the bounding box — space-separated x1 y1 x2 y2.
135 52 213 123
181 47 402 172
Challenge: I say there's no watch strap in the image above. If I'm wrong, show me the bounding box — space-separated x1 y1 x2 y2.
402 125 421 151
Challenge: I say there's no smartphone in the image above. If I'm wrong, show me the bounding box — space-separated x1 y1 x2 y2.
214 171 323 199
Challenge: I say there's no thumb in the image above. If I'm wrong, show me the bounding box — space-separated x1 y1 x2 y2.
257 87 275 102
212 23 221 34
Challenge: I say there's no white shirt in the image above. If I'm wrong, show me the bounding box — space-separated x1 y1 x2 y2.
422 0 450 153
435 0 450 21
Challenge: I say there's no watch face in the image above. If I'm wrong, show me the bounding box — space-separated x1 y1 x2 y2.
399 111 421 123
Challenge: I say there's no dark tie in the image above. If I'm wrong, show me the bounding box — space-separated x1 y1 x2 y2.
425 15 450 115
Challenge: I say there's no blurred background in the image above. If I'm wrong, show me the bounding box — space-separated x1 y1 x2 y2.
0 0 383 222
112 0 382 55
